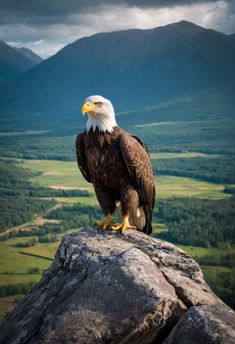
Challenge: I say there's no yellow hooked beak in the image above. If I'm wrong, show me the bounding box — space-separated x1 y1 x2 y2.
82 101 96 115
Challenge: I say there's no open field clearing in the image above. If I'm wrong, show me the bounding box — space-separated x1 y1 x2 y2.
155 176 228 199
178 245 235 257
53 196 98 205
0 237 51 280
20 159 229 200
20 159 92 191
150 152 215 159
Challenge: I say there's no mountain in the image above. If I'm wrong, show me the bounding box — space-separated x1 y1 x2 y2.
230 33 235 42
14 47 42 65
0 41 42 84
0 21 235 131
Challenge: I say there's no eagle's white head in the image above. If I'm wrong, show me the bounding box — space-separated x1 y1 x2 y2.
82 95 118 133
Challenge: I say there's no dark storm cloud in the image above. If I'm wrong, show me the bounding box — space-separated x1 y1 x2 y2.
0 0 228 24
0 0 234 58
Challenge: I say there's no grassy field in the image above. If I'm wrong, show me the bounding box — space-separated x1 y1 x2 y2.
54 196 98 205
178 245 235 257
0 237 51 281
20 159 228 201
0 235 53 321
0 229 82 286
149 152 214 159
156 176 227 199
20 159 92 191
152 223 168 235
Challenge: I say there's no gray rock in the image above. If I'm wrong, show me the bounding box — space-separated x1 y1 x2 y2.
0 227 234 344
164 304 235 344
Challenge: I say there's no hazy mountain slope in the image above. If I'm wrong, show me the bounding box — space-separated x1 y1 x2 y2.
0 41 42 84
0 21 235 131
14 47 42 65
230 33 235 41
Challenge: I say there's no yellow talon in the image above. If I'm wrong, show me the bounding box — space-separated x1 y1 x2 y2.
111 215 136 233
95 214 113 230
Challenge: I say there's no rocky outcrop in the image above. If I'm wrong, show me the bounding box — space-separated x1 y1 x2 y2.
0 227 234 344
164 304 235 344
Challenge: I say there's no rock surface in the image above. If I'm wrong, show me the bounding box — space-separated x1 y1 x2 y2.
164 304 235 344
0 227 234 344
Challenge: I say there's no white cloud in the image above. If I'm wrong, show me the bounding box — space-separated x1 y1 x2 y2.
2 1 235 58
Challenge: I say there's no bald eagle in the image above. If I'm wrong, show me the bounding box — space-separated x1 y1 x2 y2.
76 95 155 234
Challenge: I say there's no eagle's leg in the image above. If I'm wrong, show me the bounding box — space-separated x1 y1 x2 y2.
111 214 136 233
93 184 116 230
95 214 113 230
111 187 138 232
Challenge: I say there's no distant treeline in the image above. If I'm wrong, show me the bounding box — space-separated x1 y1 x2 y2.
194 253 235 268
0 133 75 161
47 204 102 228
0 187 90 198
0 282 36 297
155 197 235 247
224 186 235 194
203 269 235 310
152 156 235 184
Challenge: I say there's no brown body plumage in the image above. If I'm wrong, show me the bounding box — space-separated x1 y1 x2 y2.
76 125 155 234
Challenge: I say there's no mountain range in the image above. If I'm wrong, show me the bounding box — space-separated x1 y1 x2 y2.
14 47 42 66
0 20 234 131
0 41 42 85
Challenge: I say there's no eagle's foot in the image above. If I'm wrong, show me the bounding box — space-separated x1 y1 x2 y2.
111 215 136 233
95 214 113 230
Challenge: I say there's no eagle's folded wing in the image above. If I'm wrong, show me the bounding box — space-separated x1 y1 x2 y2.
119 134 155 209
75 133 91 183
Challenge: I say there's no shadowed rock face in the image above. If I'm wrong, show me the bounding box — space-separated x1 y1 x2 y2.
0 227 234 344
164 304 235 344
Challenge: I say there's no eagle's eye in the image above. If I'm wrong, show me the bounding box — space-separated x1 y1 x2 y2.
94 102 102 107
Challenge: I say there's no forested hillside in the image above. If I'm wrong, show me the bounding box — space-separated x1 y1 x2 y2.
156 197 235 247
153 156 235 184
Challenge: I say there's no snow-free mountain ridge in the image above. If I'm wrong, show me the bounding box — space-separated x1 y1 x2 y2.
0 21 234 131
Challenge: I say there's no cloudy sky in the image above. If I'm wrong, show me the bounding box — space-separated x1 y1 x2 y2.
0 0 235 58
